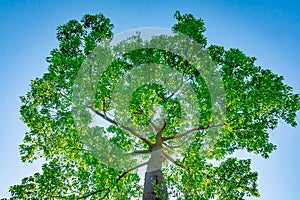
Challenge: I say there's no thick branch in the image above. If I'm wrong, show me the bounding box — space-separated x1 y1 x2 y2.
158 118 167 134
155 118 167 146
147 119 159 133
163 124 224 141
163 140 187 149
90 107 153 147
129 150 151 156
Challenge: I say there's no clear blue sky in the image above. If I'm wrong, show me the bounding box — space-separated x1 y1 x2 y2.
0 0 299 199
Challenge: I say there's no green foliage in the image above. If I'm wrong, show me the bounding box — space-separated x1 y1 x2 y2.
153 181 168 200
5 11 300 200
207 45 300 159
173 11 207 47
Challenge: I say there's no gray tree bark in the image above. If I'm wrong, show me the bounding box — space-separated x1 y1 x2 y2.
143 149 168 200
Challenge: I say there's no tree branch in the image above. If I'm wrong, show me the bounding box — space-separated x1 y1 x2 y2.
132 106 160 135
162 124 224 141
156 118 167 146
158 118 167 134
163 140 187 149
165 73 187 101
128 150 151 156
78 162 148 199
78 188 105 199
162 151 184 169
116 161 148 182
162 127 203 141
89 107 153 147
147 119 159 133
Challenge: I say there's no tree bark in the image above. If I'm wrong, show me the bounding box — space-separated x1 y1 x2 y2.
143 149 168 200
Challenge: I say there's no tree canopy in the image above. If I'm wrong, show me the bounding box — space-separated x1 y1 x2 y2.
5 11 300 200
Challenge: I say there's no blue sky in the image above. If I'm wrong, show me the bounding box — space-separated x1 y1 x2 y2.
0 0 299 199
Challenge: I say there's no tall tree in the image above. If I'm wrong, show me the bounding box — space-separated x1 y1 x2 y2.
6 11 300 200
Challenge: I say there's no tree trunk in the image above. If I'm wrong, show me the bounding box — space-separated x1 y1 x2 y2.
143 149 168 200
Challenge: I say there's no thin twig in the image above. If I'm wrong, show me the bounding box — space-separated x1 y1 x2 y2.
162 151 184 169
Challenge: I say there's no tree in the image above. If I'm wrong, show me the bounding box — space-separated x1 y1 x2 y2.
6 11 300 200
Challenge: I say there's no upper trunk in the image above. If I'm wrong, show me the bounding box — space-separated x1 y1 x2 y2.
143 148 168 200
